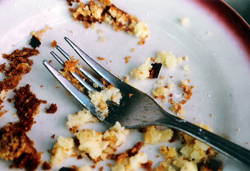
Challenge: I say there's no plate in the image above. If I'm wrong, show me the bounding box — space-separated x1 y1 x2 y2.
0 0 250 170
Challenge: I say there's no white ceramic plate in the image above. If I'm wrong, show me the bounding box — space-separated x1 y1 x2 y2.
0 0 250 170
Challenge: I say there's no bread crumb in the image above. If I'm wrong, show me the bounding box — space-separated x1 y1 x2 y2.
123 75 130 84
144 126 173 144
170 101 186 115
125 56 132 63
50 136 74 166
98 29 103 34
69 2 149 43
45 103 58 114
183 65 190 72
97 57 106 61
180 17 190 25
78 165 92 171
167 81 176 90
51 40 57 48
155 51 179 68
179 80 194 100
98 36 106 43
207 31 212 35
98 0 112 5
130 57 152 80
66 108 99 130
89 86 122 119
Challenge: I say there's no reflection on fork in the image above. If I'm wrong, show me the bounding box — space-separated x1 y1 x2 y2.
43 37 250 167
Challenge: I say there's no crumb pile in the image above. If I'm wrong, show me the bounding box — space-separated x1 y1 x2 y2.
0 47 40 118
51 110 221 171
50 122 130 167
0 84 46 170
68 0 149 44
129 51 193 115
0 1 225 170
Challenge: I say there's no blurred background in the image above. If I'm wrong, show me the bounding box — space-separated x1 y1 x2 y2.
224 0 250 24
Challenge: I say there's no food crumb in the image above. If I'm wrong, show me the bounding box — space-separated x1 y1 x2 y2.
30 35 41 48
141 160 153 171
51 40 57 48
131 48 135 52
97 57 106 61
207 31 213 35
170 101 186 115
125 56 132 63
210 113 214 118
98 36 106 43
51 134 56 139
42 161 52 170
180 17 190 25
98 29 103 34
45 103 58 114
183 65 190 72
0 63 6 73
149 63 162 78
91 23 97 29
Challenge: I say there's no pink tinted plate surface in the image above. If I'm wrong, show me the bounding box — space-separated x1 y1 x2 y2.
0 0 250 170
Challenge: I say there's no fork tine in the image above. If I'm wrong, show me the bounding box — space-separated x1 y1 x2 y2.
50 52 96 92
51 51 65 65
43 60 105 120
64 37 121 86
56 45 105 89
55 45 71 60
43 60 91 107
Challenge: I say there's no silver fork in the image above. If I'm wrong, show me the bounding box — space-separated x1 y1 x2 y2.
43 37 250 167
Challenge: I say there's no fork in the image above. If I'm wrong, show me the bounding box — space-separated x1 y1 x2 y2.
43 37 250 167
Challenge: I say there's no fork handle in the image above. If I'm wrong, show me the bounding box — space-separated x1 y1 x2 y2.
156 115 250 167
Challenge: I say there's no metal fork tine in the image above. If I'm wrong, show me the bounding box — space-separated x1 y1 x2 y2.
50 51 95 92
55 45 71 60
50 51 65 65
56 45 105 89
64 37 121 86
43 60 97 112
